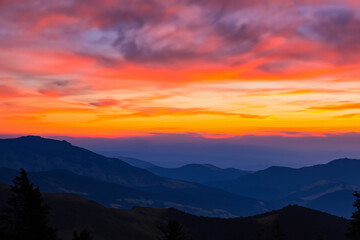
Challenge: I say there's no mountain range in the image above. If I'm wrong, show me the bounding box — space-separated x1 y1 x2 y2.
0 136 264 217
119 156 250 184
209 158 360 217
120 150 360 218
0 136 359 218
146 164 250 184
116 156 156 169
0 182 351 240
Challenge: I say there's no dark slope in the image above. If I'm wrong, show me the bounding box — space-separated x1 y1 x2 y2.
147 164 249 184
118 156 156 168
0 167 263 217
0 136 164 187
0 167 155 209
249 205 349 240
306 190 356 218
170 205 350 240
210 158 360 200
267 180 359 218
0 160 264 217
0 183 157 240
209 158 360 218
0 183 350 240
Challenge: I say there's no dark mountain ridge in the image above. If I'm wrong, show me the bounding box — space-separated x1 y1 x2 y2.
117 156 156 168
147 163 250 183
0 182 351 240
1 136 358 218
0 167 265 217
0 136 265 217
210 158 360 217
210 158 360 200
0 136 164 187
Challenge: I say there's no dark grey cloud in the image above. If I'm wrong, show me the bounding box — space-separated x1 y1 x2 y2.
299 6 360 54
52 80 70 87
1 0 360 66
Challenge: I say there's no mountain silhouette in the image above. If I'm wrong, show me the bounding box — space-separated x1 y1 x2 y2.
118 156 156 168
0 136 265 217
210 158 360 217
147 164 250 183
0 136 164 187
210 158 360 199
0 182 351 240
1 136 358 218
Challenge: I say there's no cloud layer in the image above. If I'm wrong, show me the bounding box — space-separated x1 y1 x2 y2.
0 0 360 137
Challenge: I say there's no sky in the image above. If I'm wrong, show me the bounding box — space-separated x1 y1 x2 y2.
53 133 360 169
1 1 360 143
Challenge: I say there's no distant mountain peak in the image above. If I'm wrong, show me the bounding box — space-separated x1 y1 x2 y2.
10 135 72 146
19 135 44 139
327 158 360 165
202 164 221 170
180 163 221 170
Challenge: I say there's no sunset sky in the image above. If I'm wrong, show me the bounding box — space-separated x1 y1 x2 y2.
1 0 360 138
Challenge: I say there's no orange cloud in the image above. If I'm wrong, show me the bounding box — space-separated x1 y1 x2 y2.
335 113 360 118
0 85 21 98
309 103 360 111
89 99 120 107
96 107 269 120
1 0 360 137
0 49 96 76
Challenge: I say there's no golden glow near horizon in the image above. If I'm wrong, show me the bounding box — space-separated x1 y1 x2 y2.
1 0 360 138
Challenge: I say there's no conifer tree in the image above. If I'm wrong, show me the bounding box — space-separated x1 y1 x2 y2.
0 168 58 240
348 191 360 240
73 229 94 240
159 220 192 240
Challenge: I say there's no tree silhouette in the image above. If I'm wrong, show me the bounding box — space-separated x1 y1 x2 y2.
73 229 94 240
0 168 58 240
348 191 360 240
159 220 192 240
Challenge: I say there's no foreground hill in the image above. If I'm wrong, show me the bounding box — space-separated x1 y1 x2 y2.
0 182 350 240
0 136 265 217
147 164 250 184
210 158 360 217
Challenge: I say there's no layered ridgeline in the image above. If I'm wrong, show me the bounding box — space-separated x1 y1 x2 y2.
209 159 360 218
117 156 156 169
146 164 250 184
1 136 359 218
0 136 264 217
120 156 250 183
0 182 350 240
120 151 360 218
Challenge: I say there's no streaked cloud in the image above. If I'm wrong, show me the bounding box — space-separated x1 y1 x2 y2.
309 103 360 111
96 107 268 119
0 0 360 137
335 113 360 118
